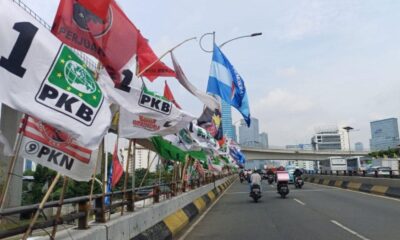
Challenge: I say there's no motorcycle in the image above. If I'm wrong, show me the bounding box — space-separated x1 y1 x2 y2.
267 175 274 184
294 176 304 189
240 175 245 183
250 184 262 202
277 182 289 198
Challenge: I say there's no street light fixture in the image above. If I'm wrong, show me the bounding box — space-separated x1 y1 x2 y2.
343 126 354 154
199 32 262 53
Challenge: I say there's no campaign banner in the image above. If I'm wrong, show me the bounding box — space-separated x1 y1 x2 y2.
0 0 111 149
19 117 94 181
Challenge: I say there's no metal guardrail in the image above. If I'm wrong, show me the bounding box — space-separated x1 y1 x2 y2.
305 170 400 179
0 173 231 239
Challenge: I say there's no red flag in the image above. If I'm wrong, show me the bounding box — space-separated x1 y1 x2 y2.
111 141 123 187
77 0 112 20
163 81 181 109
52 0 138 84
137 34 176 81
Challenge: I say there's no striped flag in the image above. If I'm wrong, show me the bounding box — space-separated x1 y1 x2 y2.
18 116 94 181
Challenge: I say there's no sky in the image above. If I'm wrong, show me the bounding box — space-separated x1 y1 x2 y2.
19 0 400 150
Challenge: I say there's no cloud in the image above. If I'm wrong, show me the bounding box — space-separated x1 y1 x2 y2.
255 88 314 113
276 67 297 78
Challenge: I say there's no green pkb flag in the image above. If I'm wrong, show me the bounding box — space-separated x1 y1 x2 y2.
151 136 209 163
48 46 103 108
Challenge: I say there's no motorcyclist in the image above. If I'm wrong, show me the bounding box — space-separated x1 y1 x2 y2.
249 169 262 193
266 168 274 176
293 168 303 179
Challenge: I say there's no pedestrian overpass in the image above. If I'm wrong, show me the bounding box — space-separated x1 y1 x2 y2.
240 147 369 161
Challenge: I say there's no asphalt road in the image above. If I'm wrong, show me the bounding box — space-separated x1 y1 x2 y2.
182 179 400 240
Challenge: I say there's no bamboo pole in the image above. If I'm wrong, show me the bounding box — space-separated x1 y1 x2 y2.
22 173 61 240
138 154 157 188
136 37 196 77
131 140 136 204
50 176 69 239
100 138 107 222
0 114 27 212
87 143 102 225
121 140 132 215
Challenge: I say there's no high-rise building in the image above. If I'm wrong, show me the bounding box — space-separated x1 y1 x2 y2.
221 100 234 139
369 118 400 151
355 142 364 151
286 144 313 151
23 159 36 172
259 132 268 148
311 126 347 151
239 117 261 148
122 144 158 173
231 124 237 142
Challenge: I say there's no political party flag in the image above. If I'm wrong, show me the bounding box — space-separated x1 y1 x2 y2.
0 130 12 157
111 140 123 187
207 44 251 126
197 107 223 141
171 52 219 110
137 34 176 81
0 0 111 149
188 123 219 151
77 0 111 20
163 81 181 109
52 0 138 85
98 73 195 138
18 116 94 181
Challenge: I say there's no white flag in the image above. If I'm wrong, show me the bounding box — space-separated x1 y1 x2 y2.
0 130 12 156
98 71 195 138
19 117 94 181
0 0 111 149
171 52 220 111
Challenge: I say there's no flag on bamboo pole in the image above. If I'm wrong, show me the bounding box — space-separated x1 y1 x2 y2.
76 0 112 20
163 81 181 109
171 52 219 111
18 116 95 181
0 0 111 149
111 140 123 187
0 130 12 157
52 0 138 85
197 107 223 141
98 73 195 138
207 44 251 126
137 34 176 81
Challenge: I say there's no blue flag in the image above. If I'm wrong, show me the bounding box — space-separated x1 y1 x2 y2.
207 44 251 126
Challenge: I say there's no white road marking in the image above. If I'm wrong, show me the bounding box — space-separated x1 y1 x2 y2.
178 178 237 240
330 220 370 240
294 198 305 205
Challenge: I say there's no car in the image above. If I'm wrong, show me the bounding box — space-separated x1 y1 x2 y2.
366 166 392 176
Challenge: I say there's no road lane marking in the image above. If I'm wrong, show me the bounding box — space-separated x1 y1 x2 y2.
294 198 305 205
225 189 338 195
178 178 237 240
330 220 370 240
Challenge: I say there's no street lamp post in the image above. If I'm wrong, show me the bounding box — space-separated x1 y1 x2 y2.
343 126 354 155
199 32 262 53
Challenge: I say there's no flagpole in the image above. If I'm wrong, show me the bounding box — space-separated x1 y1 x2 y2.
0 114 27 215
50 176 69 239
100 138 107 223
87 141 102 226
136 37 196 77
121 139 132 215
131 140 136 210
138 154 157 188
22 173 61 240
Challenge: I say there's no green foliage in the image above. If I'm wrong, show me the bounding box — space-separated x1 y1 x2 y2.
368 148 400 158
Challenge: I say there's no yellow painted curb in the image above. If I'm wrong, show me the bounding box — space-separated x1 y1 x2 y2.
193 197 206 212
163 209 189 236
334 180 343 187
371 185 389 195
208 191 216 201
347 182 362 190
323 179 330 185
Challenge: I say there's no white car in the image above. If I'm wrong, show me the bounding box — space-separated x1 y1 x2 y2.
366 166 392 176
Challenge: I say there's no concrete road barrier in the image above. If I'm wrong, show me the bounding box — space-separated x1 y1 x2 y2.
304 175 400 198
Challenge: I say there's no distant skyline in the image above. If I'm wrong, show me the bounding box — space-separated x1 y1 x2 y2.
18 0 400 148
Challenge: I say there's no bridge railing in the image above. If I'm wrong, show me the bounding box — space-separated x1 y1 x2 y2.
0 173 231 239
305 170 400 179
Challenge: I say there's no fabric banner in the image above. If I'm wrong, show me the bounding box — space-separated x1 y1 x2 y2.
171 52 219 111
188 123 219 151
98 73 194 138
207 44 251 126
52 0 138 84
18 117 94 181
197 107 223 140
0 0 111 149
